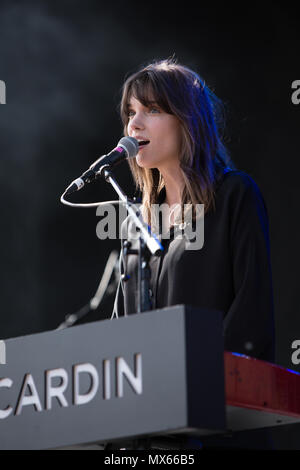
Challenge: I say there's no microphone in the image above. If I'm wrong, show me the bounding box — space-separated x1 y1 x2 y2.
64 136 139 196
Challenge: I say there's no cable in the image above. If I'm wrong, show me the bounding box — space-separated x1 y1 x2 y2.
60 192 129 209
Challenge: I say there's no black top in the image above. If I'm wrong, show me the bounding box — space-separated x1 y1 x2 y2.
113 169 275 363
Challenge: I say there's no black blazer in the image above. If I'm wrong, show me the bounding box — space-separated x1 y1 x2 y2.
113 169 275 363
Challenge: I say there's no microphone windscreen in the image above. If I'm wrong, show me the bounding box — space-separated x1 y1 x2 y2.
118 136 139 159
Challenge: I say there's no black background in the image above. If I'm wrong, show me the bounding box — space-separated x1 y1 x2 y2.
0 0 299 448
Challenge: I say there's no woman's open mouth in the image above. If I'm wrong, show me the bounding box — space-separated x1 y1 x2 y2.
138 140 150 149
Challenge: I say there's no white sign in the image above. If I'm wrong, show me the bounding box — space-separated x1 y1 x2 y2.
0 341 6 365
0 81 6 104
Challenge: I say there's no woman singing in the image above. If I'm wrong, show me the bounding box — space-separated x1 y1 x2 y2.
113 57 275 364
110 57 276 450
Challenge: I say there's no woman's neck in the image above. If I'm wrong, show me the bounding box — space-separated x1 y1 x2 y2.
158 165 184 230
159 166 184 207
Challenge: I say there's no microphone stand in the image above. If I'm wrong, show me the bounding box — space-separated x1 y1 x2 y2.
100 165 163 313
60 164 166 450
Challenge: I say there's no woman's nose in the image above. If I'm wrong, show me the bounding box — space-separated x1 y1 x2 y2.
129 112 145 130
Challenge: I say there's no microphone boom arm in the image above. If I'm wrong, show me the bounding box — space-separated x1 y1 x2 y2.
101 166 163 313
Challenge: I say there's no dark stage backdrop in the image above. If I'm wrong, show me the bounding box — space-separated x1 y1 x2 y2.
0 0 299 448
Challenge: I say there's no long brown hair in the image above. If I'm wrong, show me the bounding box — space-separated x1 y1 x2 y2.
120 58 236 224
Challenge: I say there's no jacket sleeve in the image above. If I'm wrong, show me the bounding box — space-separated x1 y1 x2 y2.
223 175 276 362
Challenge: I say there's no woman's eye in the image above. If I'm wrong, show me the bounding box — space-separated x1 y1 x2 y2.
149 107 160 113
128 110 135 117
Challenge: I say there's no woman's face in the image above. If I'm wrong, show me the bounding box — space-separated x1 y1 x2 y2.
126 96 182 170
